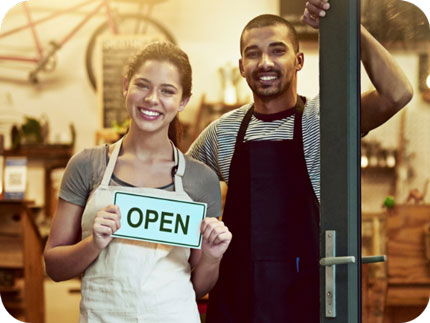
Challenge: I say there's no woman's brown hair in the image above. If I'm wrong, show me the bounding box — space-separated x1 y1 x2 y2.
124 41 192 147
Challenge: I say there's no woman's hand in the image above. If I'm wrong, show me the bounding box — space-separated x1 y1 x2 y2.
92 205 121 250
200 217 232 262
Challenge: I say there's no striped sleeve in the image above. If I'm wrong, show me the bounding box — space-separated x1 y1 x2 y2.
302 94 321 202
186 119 223 181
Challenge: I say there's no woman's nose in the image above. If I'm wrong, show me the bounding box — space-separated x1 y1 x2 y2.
145 90 159 105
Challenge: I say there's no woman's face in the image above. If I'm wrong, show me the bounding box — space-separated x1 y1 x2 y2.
124 59 188 135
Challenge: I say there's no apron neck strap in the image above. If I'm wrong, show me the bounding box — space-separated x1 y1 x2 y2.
173 144 186 193
236 96 305 148
293 96 305 142
100 137 123 186
235 105 254 150
101 137 186 191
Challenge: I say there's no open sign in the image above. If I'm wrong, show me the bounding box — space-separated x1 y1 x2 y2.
112 191 207 248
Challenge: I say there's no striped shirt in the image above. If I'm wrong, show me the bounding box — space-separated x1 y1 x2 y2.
187 94 320 201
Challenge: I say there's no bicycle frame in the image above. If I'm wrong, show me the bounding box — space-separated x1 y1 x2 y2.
0 0 117 64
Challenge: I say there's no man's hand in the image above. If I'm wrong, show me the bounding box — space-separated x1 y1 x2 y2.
301 0 331 29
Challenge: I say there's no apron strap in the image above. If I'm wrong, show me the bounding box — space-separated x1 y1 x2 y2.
100 137 123 186
101 137 186 191
292 96 305 143
173 146 186 193
235 96 305 148
235 105 254 150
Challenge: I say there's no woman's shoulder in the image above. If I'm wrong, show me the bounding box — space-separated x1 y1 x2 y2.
65 145 107 181
69 145 106 165
183 154 219 183
182 154 221 218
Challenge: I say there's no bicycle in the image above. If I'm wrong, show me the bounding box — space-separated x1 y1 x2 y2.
0 0 175 89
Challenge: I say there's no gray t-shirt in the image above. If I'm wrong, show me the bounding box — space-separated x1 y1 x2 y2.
59 145 222 218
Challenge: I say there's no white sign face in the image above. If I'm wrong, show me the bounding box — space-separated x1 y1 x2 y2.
112 191 206 249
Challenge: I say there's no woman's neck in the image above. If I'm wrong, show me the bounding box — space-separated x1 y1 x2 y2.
122 126 172 162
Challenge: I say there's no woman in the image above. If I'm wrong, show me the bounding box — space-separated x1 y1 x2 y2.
44 41 232 322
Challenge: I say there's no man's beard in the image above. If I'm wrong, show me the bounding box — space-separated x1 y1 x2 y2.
248 78 290 99
247 69 291 99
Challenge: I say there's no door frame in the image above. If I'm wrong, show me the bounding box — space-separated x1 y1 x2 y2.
319 0 362 322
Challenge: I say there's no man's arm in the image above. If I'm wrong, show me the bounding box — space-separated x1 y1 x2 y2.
302 0 413 134
359 25 413 133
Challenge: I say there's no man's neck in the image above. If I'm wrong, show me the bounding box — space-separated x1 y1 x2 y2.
253 91 298 114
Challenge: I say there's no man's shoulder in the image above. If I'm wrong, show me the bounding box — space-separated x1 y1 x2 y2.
303 94 320 124
197 103 252 140
304 94 320 112
216 103 252 125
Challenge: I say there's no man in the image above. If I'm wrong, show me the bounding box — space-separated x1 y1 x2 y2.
188 1 413 322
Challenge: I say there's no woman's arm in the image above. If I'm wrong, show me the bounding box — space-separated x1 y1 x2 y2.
189 217 232 298
44 199 121 282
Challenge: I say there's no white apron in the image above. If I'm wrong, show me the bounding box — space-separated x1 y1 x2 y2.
79 139 200 323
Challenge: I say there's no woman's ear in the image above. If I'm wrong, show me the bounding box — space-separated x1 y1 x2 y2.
178 95 191 112
123 77 129 97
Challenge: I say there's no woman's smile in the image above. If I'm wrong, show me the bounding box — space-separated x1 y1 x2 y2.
137 107 163 120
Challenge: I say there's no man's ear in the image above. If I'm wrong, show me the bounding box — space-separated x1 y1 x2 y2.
296 52 304 71
178 95 191 112
239 58 245 77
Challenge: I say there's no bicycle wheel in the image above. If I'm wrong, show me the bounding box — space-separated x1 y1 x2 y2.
85 14 176 90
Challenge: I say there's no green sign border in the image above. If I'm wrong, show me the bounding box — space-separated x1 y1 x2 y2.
113 191 206 248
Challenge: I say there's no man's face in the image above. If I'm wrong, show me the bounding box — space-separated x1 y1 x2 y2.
239 25 303 99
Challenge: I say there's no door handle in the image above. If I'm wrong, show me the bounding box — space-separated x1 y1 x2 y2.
362 255 387 264
320 230 357 318
321 232 388 318
320 256 356 266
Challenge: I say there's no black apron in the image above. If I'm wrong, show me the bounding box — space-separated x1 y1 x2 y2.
206 97 320 323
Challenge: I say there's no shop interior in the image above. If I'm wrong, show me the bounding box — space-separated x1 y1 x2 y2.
0 0 429 322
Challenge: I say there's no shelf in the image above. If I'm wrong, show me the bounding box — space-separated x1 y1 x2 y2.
0 286 20 293
0 236 24 268
0 201 45 322
361 166 396 177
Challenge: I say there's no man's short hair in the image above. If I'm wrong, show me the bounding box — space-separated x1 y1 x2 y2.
240 14 300 55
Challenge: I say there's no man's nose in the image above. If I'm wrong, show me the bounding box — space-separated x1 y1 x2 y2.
259 53 274 69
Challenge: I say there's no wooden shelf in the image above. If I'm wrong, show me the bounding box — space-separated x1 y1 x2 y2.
0 201 45 323
0 286 21 293
362 205 430 323
4 145 73 218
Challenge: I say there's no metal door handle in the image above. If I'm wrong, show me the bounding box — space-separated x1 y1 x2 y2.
321 231 357 318
320 256 356 266
321 232 386 318
362 255 387 264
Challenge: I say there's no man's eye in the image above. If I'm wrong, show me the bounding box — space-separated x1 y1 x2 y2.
273 48 286 55
245 51 259 58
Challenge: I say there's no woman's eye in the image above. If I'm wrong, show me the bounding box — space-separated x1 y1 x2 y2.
136 82 149 89
161 88 175 95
